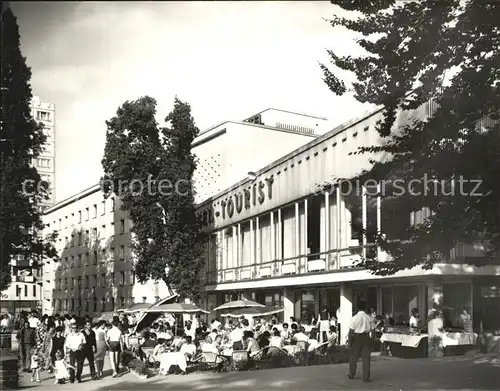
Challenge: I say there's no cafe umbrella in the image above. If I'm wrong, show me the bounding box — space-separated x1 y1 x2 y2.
213 298 264 311
220 306 284 318
143 303 209 314
119 303 153 314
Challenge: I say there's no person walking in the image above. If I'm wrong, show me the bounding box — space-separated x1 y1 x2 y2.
347 301 374 382
106 319 123 377
64 323 86 383
22 324 37 372
81 320 97 380
94 321 107 378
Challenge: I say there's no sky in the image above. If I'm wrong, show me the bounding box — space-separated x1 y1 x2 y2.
12 1 371 202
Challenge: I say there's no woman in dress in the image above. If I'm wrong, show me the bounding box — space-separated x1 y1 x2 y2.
43 325 55 372
94 321 107 378
35 320 47 370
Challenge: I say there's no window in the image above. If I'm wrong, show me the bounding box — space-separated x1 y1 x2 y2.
93 204 97 218
111 272 115 285
71 299 74 311
85 252 89 265
85 276 89 288
120 272 125 286
131 297 135 304
71 277 75 289
70 256 75 267
101 299 106 312
71 212 75 224
101 248 106 260
142 297 147 303
58 219 61 229
120 297 125 308
92 227 97 239
119 245 125 259
36 110 50 121
85 207 89 221
77 254 82 266
70 234 74 247
64 216 68 228
110 297 115 310
93 250 98 264
16 285 20 297
78 233 82 246
101 274 106 287
111 197 115 211
101 224 106 238
110 247 115 260
120 219 125 234
93 298 97 312
85 230 89 244
78 211 82 223
85 300 89 312
77 277 81 288
110 222 115 236
101 201 106 215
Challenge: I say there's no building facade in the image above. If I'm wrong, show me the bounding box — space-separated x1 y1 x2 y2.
41 109 324 315
31 96 56 210
0 96 56 314
196 104 500 345
41 185 173 316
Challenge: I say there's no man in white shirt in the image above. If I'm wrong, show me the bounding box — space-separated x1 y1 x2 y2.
292 327 309 343
229 324 244 347
211 318 221 331
64 324 86 383
347 301 373 382
28 313 40 329
179 336 197 360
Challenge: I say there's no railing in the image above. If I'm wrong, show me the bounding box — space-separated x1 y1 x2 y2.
204 244 378 285
449 241 488 262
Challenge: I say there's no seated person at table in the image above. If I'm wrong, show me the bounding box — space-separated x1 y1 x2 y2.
409 308 421 333
180 336 197 361
307 331 320 352
201 334 222 353
327 325 337 347
281 323 291 340
258 331 270 348
245 331 260 357
153 339 169 357
140 331 157 349
292 327 309 343
290 323 299 337
172 334 186 351
269 329 284 348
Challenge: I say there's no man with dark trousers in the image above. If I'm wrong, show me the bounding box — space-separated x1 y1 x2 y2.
64 323 86 383
82 319 97 380
17 323 36 371
347 301 374 382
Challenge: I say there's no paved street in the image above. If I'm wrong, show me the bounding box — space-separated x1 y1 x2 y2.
18 353 500 390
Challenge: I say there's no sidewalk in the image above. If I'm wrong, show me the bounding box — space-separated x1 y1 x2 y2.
19 353 500 390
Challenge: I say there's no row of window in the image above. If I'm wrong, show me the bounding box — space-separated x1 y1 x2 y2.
59 244 127 267
47 198 117 231
53 295 156 313
15 284 38 298
55 271 135 291
36 110 52 122
62 222 126 248
33 158 52 169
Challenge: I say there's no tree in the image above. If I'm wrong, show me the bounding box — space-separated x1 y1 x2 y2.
321 0 500 275
0 7 58 291
101 97 205 301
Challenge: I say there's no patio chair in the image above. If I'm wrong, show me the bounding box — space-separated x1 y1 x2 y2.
231 350 250 371
141 347 160 370
193 352 227 372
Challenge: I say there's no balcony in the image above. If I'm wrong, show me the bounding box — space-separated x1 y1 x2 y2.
205 245 375 286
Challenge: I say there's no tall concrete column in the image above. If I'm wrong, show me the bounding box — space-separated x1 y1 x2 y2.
427 279 444 357
283 288 295 321
340 282 353 345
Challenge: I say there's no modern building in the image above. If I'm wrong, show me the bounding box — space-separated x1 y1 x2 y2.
0 96 56 314
41 109 325 315
196 102 500 346
41 185 173 316
31 96 56 210
192 108 326 202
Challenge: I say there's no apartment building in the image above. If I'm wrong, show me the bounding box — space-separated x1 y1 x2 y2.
0 96 56 314
31 96 56 210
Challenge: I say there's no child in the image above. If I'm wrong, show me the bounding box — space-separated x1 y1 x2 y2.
53 349 75 385
30 348 40 382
